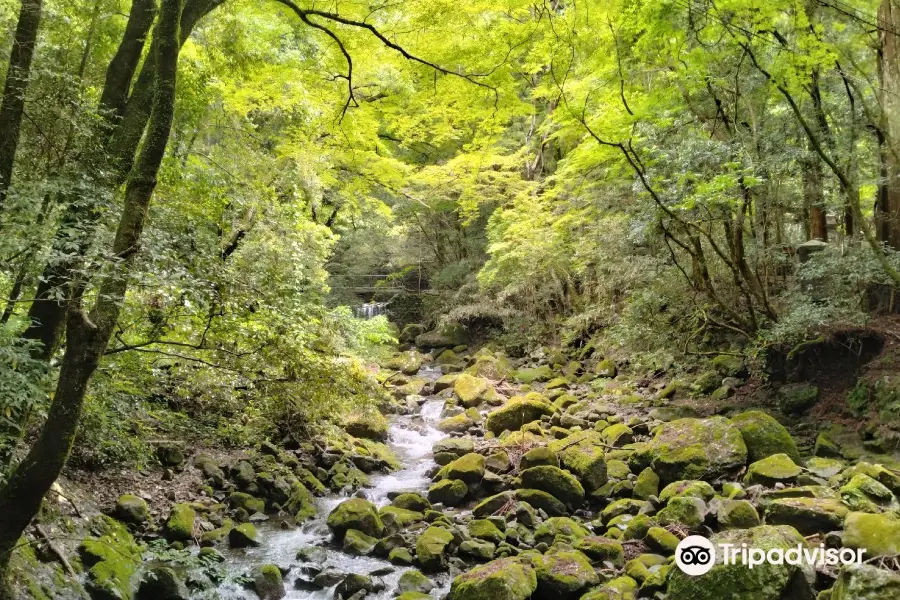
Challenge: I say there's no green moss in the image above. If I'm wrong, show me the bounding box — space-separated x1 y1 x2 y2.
448 557 537 600
427 478 468 506
343 528 378 555
658 480 715 503
416 526 455 572
284 481 316 522
595 359 617 377
514 365 554 384
656 497 705 528
533 516 590 545
842 512 900 556
646 526 679 554
731 410 801 463
468 519 505 544
326 497 383 539
574 536 625 566
440 452 485 483
717 499 761 529
514 489 566 517
520 465 585 508
649 416 747 483
547 430 608 491
78 517 142 600
228 523 259 548
454 374 493 407
633 468 660 500
438 413 475 434
763 497 849 535
485 397 556 436
531 550 599 597
743 453 802 486
164 503 196 542
113 495 150 525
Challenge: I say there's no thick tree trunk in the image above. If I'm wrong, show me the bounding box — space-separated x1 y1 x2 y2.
22 0 224 359
803 155 828 241
0 0 182 587
0 0 43 210
879 0 900 248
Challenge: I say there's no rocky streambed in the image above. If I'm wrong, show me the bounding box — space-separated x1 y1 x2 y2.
48 343 900 600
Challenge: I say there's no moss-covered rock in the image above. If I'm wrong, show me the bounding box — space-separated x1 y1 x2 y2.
649 417 747 483
519 446 559 470
842 512 900 557
389 547 415 565
485 397 556 435
448 557 537 600
113 495 150 526
646 526 680 554
534 516 590 546
228 523 259 548
392 492 432 512
466 353 514 380
717 499 761 529
455 374 494 407
778 383 819 415
416 324 470 349
342 528 378 555
398 570 434 595
514 365 554 384
731 410 801 463
136 566 189 600
763 497 849 535
520 465 585 508
229 491 266 515
713 354 746 377
428 478 468 506
575 536 625 566
468 519 505 544
434 437 475 458
442 452 485 484
326 498 384 540
581 576 638 600
439 413 475 434
164 504 196 542
78 516 142 600
744 454 802 487
251 564 285 600
658 480 715 503
387 351 425 375
530 549 599 599
416 525 455 572
515 488 566 516
839 474 897 512
667 525 816 600
548 430 608 491
345 411 389 441
595 358 618 377
633 468 660 500
830 564 900 600
657 497 706 528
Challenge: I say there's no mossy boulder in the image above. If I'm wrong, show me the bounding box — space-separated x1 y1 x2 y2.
415 324 470 349
228 491 266 515
657 497 706 528
839 474 897 512
574 536 625 566
379 506 424 533
519 446 559 470
520 465 585 508
717 499 761 529
387 351 425 375
595 358 618 377
284 481 316 522
114 495 150 526
713 354 746 377
466 353 514 380
326 498 384 540
831 564 900 600
345 411 389 441
455 374 494 408
842 512 900 557
78 516 142 600
514 365 554 384
731 410 801 463
343 528 378 555
534 516 590 545
649 416 748 483
428 479 468 506
743 453 802 487
667 525 816 600
581 576 638 600
646 526 680 554
251 564 285 600
442 452 485 484
400 323 426 344
778 383 819 415
530 549 599 599
514 488 566 516
416 525 455 572
399 570 434 595
228 523 259 548
164 504 196 542
485 397 556 436
390 547 415 565
136 566 189 600
434 437 475 458
658 480 715 503
468 519 505 544
548 430 608 491
602 423 634 446
438 413 475 434
448 557 537 600
393 492 432 512
633 468 660 500
763 497 849 535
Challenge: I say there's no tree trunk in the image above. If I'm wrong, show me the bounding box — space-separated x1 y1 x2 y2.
0 0 43 211
879 0 900 248
22 0 222 359
0 0 182 588
803 154 828 241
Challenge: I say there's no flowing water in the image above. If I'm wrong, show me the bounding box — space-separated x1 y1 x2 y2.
216 365 449 599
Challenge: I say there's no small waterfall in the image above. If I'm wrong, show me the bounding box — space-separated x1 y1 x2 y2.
355 302 387 319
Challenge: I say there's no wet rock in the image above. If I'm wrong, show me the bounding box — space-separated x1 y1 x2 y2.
657 497 706 528
448 557 537 600
839 474 897 512
428 479 468 506
416 526 455 572
731 410 801 463
327 498 384 540
667 525 816 600
574 536 625 567
434 437 475 457
530 549 599 599
389 547 415 565
777 383 819 415
514 489 566 517
229 523 260 548
713 354 746 378
648 416 747 484
296 546 327 563
442 453 485 484
229 491 266 514
114 494 150 526
379 506 424 534
251 564 285 600
387 351 425 375
343 528 378 555
398 570 434 595
334 573 373 600
345 411 389 441
415 324 470 349
520 465 585 508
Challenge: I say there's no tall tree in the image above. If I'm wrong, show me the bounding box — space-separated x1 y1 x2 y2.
0 0 184 588
0 0 43 211
878 0 900 248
